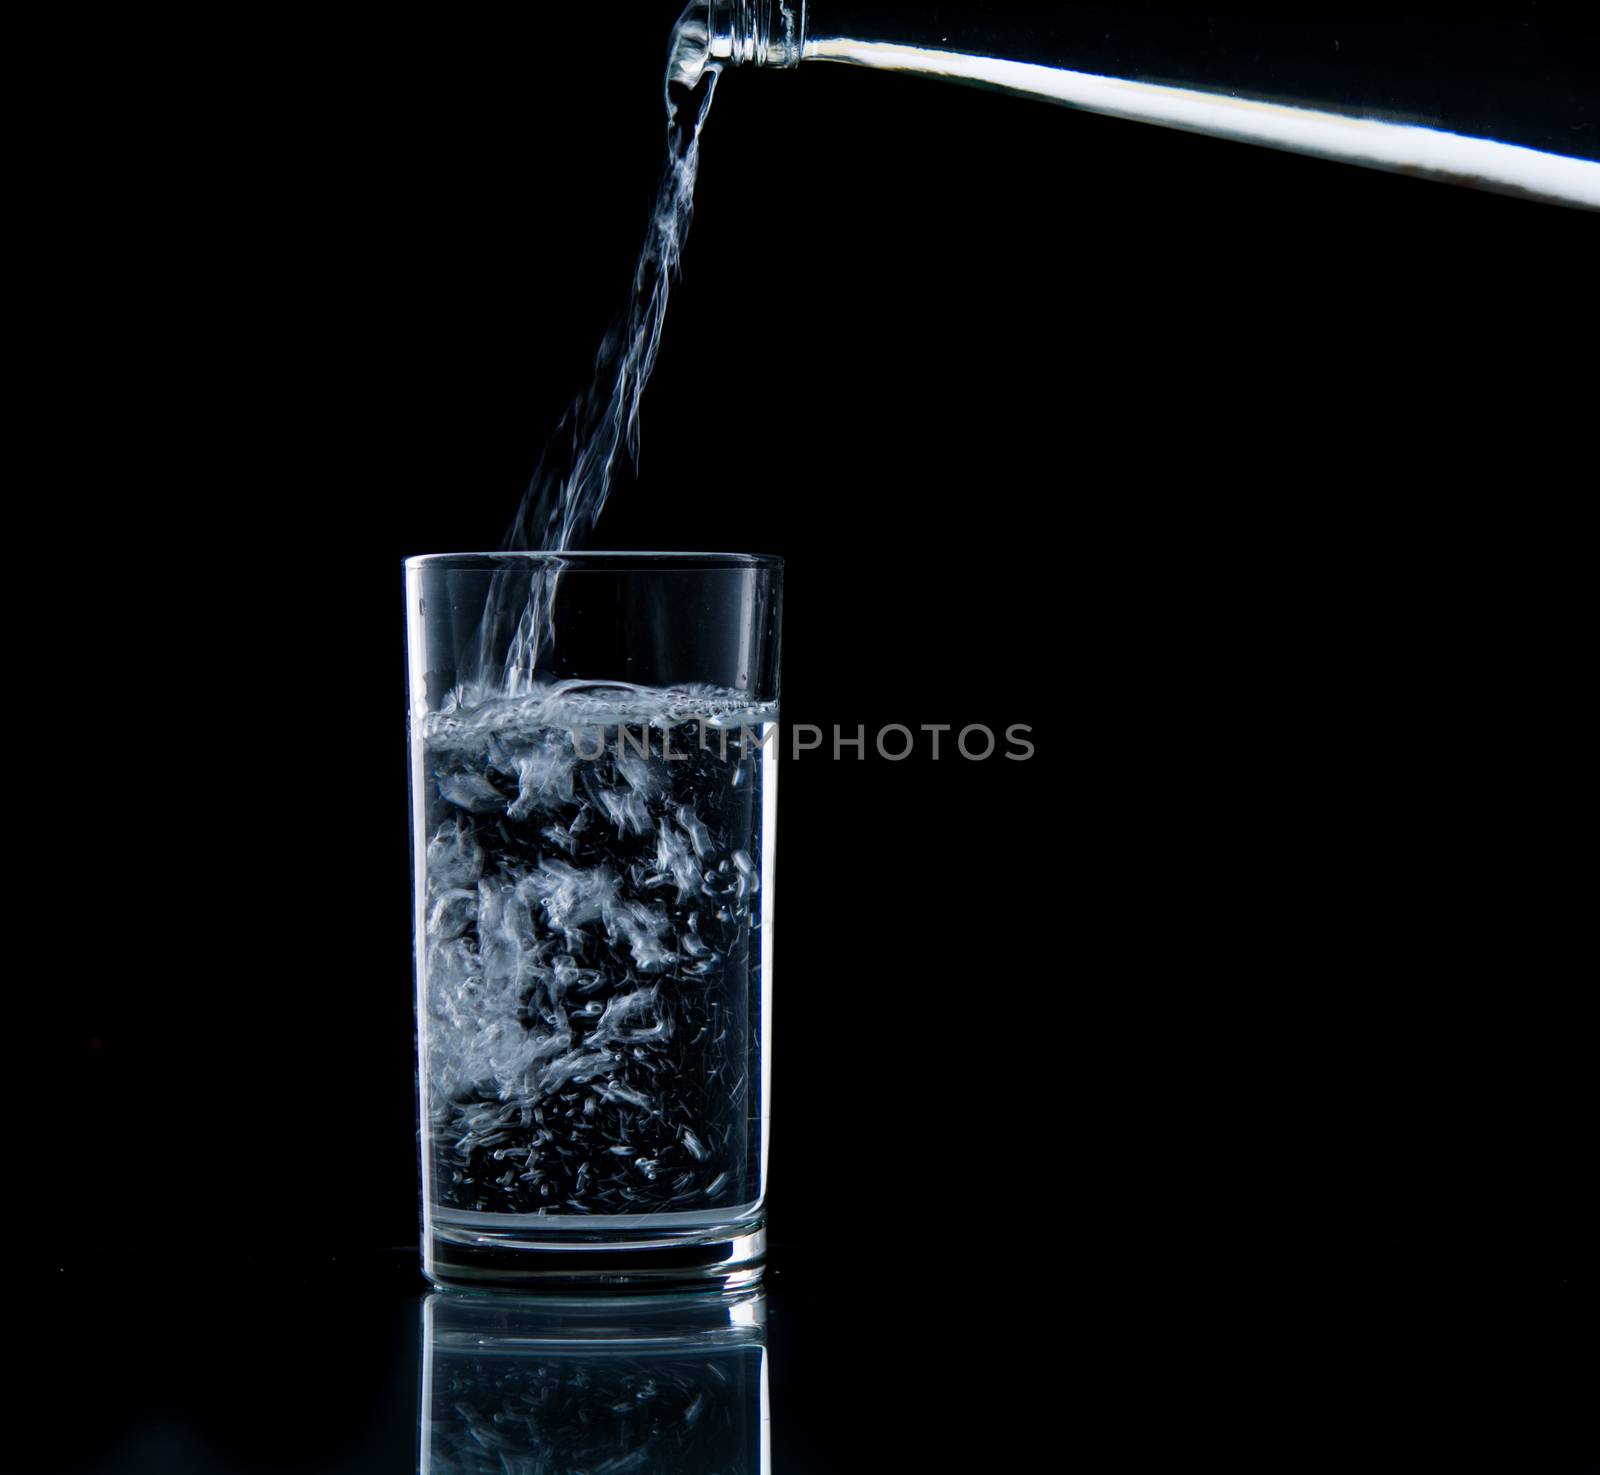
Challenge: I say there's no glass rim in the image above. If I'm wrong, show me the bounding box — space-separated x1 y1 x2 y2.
405 550 782 571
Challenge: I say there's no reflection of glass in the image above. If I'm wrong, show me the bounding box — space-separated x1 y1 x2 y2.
420 1289 769 1474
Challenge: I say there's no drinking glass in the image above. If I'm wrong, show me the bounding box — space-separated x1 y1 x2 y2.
405 552 782 1286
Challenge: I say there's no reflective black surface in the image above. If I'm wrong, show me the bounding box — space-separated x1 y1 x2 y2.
13 1250 1599 1472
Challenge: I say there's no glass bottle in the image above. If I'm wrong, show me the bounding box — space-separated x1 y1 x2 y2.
693 2 1600 208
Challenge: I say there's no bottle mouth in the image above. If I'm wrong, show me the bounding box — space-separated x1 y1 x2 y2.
703 1 804 69
668 2 802 95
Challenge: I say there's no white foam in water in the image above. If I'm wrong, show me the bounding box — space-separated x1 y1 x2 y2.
419 682 775 1225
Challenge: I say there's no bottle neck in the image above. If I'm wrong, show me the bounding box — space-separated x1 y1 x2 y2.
706 1 804 68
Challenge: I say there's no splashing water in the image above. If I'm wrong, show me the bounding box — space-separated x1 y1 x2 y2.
480 5 721 695
419 681 775 1226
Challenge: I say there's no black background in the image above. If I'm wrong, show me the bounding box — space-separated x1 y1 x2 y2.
23 4 1596 1471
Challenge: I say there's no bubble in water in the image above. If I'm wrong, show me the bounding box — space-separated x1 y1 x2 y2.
419 682 773 1221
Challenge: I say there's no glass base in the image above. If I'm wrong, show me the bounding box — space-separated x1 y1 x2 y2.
423 1213 767 1291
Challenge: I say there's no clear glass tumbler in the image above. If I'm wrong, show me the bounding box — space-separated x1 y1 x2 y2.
405 552 782 1287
